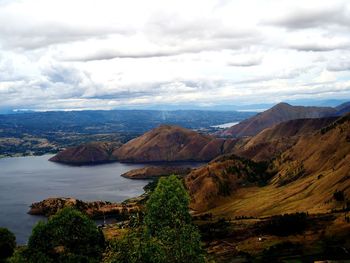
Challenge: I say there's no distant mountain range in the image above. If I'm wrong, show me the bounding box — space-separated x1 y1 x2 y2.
217 102 349 137
50 101 350 165
3 98 349 113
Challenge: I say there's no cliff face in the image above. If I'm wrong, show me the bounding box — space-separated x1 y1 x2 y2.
219 103 336 137
113 125 236 162
49 142 120 165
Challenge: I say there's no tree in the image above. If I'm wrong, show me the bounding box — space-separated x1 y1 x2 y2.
26 208 105 263
144 175 204 263
105 175 205 263
0 227 16 261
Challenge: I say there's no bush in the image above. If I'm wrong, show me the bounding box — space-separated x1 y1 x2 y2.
199 218 231 240
26 208 105 263
0 228 16 261
259 212 308 236
333 190 345 202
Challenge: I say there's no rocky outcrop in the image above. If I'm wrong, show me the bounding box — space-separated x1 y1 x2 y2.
28 197 142 219
121 166 192 179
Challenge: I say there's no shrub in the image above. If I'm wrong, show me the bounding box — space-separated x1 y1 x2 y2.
26 208 105 263
333 190 345 202
259 212 309 236
0 228 16 261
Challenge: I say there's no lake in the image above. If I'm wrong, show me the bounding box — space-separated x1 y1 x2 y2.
211 121 239 129
0 155 152 244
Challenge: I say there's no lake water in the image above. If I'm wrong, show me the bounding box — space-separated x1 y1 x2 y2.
0 155 151 244
211 121 239 129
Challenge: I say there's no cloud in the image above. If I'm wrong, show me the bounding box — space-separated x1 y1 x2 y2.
287 39 350 52
266 3 350 30
327 60 350 71
1 0 350 110
227 55 262 67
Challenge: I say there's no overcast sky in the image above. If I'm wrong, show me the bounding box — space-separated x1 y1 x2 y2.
1 0 350 111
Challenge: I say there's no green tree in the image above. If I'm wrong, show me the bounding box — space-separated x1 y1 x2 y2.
26 208 105 263
105 175 205 263
144 175 204 263
0 227 16 262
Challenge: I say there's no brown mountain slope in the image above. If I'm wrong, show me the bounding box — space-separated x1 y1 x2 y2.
113 125 236 162
121 166 191 179
271 114 350 186
233 117 337 162
49 142 120 164
219 102 336 137
185 155 271 212
187 114 350 216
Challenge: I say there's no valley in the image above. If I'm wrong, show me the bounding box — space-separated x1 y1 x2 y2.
1 102 350 262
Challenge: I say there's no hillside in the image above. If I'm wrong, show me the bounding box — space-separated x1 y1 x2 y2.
185 155 272 211
121 166 191 179
49 142 120 164
218 102 337 137
233 117 337 162
336 101 350 116
113 125 236 162
187 114 350 216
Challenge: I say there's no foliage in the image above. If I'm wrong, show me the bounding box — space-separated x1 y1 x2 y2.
221 155 273 186
0 227 16 261
259 212 309 236
25 208 105 263
333 190 345 202
198 218 231 240
106 175 205 263
261 241 303 262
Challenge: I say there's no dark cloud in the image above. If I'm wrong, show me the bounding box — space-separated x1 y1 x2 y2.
288 42 350 52
266 5 350 30
64 50 183 61
63 36 262 61
227 57 262 67
327 60 350 71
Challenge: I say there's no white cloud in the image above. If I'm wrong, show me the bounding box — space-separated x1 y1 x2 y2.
0 0 350 110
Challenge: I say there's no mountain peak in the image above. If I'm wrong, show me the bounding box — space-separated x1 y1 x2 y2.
272 102 292 109
219 102 337 137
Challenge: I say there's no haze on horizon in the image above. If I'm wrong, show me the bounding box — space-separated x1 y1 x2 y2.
1 0 350 111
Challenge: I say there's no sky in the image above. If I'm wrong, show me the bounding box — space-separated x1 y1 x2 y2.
1 0 350 111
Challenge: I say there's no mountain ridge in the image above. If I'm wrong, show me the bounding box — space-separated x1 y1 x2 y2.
218 102 338 137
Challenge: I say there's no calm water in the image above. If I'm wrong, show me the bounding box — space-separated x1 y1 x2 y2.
0 155 150 244
211 121 239 129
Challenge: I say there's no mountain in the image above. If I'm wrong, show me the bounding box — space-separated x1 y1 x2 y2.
121 166 191 179
51 125 238 164
49 142 120 164
336 101 350 116
185 155 271 211
218 102 337 137
233 117 337 162
186 114 350 216
113 125 236 162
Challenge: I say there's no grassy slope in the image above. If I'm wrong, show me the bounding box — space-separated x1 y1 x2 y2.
193 114 350 218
